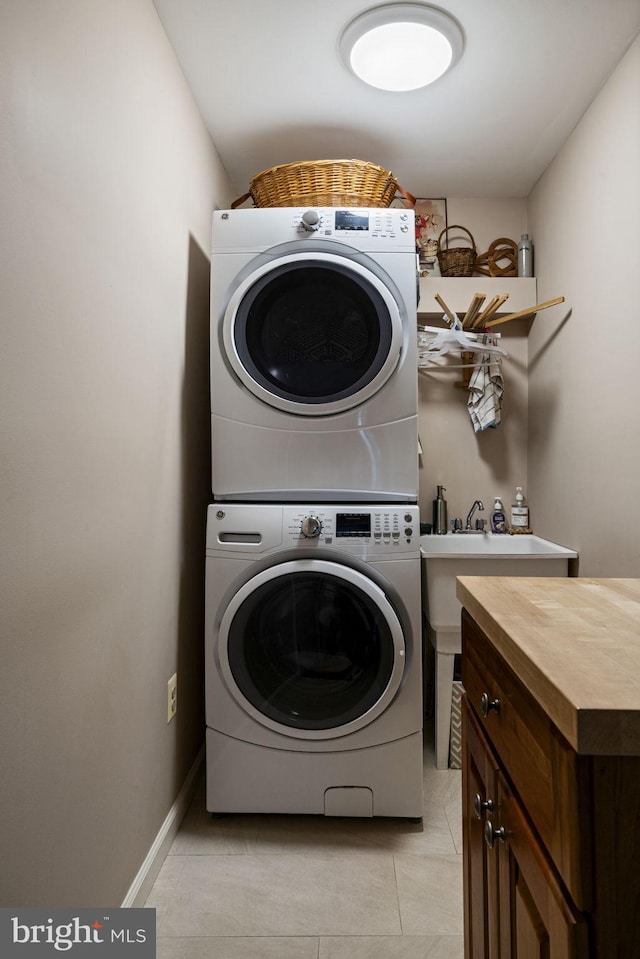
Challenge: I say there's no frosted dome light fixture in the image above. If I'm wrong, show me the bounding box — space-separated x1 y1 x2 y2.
339 3 464 92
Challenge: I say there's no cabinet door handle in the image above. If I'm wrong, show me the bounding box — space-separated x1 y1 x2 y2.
480 692 500 717
484 821 506 848
473 793 494 819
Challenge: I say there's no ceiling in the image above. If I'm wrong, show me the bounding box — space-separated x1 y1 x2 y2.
152 0 640 200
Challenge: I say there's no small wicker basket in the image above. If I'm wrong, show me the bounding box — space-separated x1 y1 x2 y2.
437 225 477 277
231 159 415 209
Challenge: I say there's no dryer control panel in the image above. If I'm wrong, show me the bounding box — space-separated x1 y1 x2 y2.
213 207 415 252
294 207 412 240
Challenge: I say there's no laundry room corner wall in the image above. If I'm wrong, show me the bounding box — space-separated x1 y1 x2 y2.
0 0 233 906
418 197 530 527
527 32 640 574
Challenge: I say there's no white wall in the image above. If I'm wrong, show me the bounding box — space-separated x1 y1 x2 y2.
0 0 233 905
528 33 640 573
418 198 530 527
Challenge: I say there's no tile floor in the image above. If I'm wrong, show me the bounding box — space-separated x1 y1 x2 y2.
145 725 464 959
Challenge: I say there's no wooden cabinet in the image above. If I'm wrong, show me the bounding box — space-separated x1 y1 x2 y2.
495 771 586 959
460 602 640 958
462 697 500 959
464 699 587 959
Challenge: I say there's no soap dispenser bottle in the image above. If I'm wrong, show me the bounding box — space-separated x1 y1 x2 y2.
510 487 529 530
491 497 507 534
432 485 448 535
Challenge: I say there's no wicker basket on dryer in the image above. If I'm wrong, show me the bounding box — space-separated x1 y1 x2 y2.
231 159 415 209
437 225 477 277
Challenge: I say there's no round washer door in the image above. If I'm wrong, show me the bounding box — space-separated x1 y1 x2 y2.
217 559 406 740
222 252 404 415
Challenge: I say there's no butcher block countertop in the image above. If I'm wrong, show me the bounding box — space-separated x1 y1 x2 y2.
456 577 640 756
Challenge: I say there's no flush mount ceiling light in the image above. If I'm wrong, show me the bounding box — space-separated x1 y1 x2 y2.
339 3 464 92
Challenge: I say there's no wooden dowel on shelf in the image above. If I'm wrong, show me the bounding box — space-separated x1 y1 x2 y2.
470 294 500 329
433 292 458 325
462 293 486 329
486 296 565 328
472 292 510 329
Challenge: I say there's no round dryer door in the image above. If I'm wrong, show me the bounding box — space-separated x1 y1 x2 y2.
223 252 403 415
217 559 406 740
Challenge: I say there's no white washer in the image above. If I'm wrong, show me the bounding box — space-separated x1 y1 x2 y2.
205 502 423 819
210 207 418 502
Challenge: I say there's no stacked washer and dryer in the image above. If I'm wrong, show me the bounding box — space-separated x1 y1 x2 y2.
205 205 423 819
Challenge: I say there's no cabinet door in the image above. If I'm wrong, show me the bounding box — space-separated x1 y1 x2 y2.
462 697 500 959
494 774 588 959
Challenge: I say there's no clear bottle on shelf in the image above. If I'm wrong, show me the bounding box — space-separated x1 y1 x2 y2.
518 234 533 277
510 487 530 530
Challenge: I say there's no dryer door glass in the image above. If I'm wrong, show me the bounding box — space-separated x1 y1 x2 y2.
225 568 398 731
231 260 396 408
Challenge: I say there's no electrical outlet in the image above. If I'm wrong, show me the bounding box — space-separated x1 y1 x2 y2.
167 673 177 723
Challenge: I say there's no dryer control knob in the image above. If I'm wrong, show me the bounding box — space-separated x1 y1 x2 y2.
300 210 321 232
301 515 322 538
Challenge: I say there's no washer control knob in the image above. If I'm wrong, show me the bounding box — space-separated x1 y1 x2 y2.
300 209 321 232
301 515 322 538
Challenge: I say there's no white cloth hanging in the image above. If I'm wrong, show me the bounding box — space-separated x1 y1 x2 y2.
467 341 503 432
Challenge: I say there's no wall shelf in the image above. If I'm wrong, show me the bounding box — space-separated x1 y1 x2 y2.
418 276 537 318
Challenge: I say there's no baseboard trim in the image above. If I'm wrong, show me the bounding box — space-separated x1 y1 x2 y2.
121 744 204 907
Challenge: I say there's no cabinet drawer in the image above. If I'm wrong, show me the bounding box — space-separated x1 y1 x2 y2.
461 608 592 910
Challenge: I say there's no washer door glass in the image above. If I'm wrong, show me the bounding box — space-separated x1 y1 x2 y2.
218 560 406 739
223 253 403 415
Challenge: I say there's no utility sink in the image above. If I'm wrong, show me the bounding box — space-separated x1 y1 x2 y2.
420 533 578 768
420 533 578 631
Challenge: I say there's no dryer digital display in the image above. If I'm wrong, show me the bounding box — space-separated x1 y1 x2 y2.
336 513 371 537
335 210 369 232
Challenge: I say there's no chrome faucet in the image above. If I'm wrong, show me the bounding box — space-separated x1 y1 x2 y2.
465 499 485 530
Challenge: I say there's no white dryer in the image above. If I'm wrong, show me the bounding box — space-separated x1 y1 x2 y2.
210 206 418 502
205 502 423 819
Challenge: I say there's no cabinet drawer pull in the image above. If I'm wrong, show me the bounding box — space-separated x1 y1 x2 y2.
484 821 506 848
480 692 500 717
473 793 494 819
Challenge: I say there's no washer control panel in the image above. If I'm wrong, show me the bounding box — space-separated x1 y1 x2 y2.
286 506 418 549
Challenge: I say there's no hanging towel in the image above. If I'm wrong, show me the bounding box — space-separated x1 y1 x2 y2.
467 341 503 432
